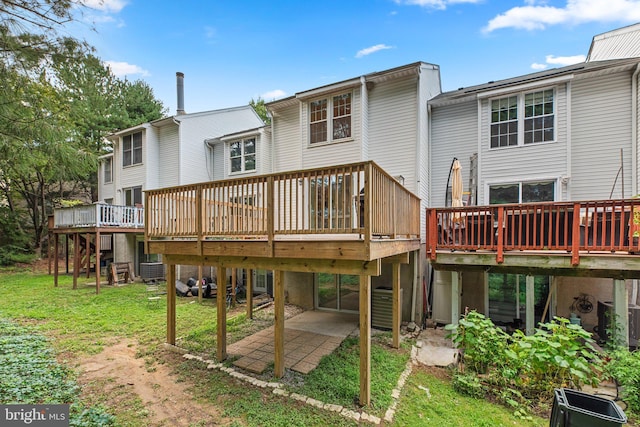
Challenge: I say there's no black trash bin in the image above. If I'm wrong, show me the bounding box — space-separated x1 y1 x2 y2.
550 388 627 427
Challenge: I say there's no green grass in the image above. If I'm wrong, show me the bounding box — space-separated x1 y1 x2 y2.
0 270 552 426
392 366 546 427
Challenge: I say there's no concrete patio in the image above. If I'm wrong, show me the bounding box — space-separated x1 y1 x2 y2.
228 310 358 374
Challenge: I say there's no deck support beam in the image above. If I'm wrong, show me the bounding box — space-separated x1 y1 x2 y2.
274 270 285 378
197 265 203 303
167 264 176 345
392 263 401 349
451 271 461 325
73 233 79 290
613 279 629 348
525 275 535 335
246 269 253 319
95 231 101 294
216 265 227 361
54 233 59 287
359 274 371 406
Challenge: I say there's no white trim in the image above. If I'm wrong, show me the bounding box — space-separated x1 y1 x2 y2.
488 87 557 150
477 75 574 99
484 177 560 204
477 98 483 203
296 80 360 101
566 81 572 201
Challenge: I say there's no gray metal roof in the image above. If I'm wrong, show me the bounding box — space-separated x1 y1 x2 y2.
430 57 640 106
587 22 640 62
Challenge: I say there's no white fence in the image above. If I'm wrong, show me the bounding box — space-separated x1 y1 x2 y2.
54 204 144 228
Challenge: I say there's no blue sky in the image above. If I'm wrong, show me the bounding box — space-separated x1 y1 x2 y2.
71 0 640 115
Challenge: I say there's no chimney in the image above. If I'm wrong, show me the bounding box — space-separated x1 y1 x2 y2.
176 72 185 115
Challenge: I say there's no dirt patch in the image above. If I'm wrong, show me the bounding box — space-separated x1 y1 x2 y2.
77 339 222 426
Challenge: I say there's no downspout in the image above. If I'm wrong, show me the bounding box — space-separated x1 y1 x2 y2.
632 63 640 196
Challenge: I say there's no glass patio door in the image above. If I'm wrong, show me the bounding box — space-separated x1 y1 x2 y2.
316 273 359 312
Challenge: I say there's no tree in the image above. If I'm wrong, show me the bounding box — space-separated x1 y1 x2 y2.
249 97 271 125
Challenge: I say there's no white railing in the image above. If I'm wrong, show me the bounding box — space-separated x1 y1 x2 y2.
54 203 144 228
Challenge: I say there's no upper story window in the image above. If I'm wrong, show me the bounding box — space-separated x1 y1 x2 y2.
230 138 256 173
103 157 112 183
123 131 142 166
490 89 554 149
309 92 351 144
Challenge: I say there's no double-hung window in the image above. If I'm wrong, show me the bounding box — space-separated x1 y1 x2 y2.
103 158 112 183
309 92 351 144
490 89 554 148
123 131 142 166
229 138 256 173
124 186 142 206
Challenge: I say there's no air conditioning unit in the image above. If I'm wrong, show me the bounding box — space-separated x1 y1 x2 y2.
140 262 165 282
372 287 402 330
597 301 640 349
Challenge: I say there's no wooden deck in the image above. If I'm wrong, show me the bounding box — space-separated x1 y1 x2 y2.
145 161 419 406
426 199 640 278
145 161 421 271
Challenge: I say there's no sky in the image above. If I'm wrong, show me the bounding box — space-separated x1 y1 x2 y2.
67 0 640 116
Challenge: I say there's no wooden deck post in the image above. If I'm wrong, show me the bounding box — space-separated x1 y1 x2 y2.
525 275 535 335
53 233 59 287
231 268 237 307
451 271 461 325
216 265 227 361
246 269 253 319
72 233 79 290
85 232 91 278
392 262 401 349
359 274 371 406
274 270 285 378
95 231 101 294
613 279 629 347
167 264 176 345
65 234 69 274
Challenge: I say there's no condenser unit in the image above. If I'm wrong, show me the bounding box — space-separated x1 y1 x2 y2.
372 287 402 330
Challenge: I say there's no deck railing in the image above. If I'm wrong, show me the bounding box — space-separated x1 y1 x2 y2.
427 199 640 265
145 161 421 242
53 203 144 229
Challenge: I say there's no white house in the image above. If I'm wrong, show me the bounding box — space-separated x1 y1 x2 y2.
427 24 640 339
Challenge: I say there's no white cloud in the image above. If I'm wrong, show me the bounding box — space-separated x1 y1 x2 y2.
484 0 640 32
83 0 127 13
355 44 394 58
261 89 287 100
545 54 586 65
530 53 586 70
104 61 149 77
394 0 481 10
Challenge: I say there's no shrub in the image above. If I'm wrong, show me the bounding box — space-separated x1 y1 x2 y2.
603 348 640 413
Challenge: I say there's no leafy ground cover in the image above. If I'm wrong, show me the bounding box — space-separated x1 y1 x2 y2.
0 268 548 426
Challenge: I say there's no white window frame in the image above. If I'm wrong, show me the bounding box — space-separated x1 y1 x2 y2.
103 157 112 184
308 92 352 145
489 87 556 150
228 138 256 175
122 131 143 167
486 179 558 205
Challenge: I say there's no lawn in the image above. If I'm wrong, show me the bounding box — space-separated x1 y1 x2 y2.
0 267 547 426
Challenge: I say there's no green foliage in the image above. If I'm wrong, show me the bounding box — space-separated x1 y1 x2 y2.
249 97 271 124
0 318 114 425
447 311 603 416
452 372 485 398
603 348 640 413
446 310 508 373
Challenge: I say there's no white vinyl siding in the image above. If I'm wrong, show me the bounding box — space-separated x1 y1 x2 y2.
480 84 568 204
430 101 478 207
571 71 633 200
158 125 179 189
300 89 361 169
368 77 418 193
272 104 302 172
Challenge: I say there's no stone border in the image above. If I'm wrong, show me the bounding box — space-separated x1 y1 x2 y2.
177 346 420 425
